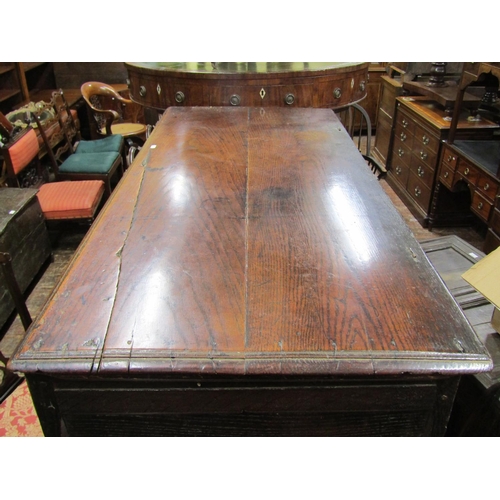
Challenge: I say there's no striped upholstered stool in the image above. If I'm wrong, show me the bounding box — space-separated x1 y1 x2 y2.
36 180 105 222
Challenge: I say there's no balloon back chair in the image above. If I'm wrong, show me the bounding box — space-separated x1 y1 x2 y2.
80 82 149 165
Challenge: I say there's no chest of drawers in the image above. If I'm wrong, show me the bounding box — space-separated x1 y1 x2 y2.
387 97 499 227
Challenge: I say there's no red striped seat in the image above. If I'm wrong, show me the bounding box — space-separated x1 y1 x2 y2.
37 180 105 220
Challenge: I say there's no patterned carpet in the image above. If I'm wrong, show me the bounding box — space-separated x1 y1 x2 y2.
0 380 43 437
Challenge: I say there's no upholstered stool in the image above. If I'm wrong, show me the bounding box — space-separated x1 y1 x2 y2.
37 180 105 221
75 134 123 154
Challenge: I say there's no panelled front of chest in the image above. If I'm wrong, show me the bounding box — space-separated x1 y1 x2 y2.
0 190 51 329
389 102 442 224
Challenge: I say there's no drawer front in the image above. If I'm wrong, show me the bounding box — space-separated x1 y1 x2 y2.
476 175 499 203
317 74 367 109
395 109 416 136
392 142 412 167
412 145 437 172
410 161 435 190
407 173 432 211
456 159 479 186
391 160 410 189
439 163 455 190
471 190 493 222
441 147 458 171
413 124 440 154
394 121 413 145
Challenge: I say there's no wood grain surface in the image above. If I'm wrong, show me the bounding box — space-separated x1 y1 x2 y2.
10 107 492 377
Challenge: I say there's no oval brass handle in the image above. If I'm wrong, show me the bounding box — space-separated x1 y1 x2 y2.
229 94 241 106
420 151 428 160
422 135 430 145
417 166 424 177
398 148 404 157
447 155 456 162
402 119 409 128
400 132 407 141
139 86 147 97
359 81 366 92
395 166 402 175
175 91 185 103
284 93 295 105
484 183 490 190
478 202 483 210
464 167 470 175
333 88 342 99
443 171 449 179
414 186 421 197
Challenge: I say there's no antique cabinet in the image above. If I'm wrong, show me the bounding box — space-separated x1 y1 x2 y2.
124 62 369 111
387 96 498 227
372 74 404 169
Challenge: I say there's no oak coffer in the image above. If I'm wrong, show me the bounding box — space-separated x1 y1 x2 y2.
9 107 492 436
0 188 51 330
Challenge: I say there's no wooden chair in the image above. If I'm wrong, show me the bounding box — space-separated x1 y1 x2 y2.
81 81 148 141
1 127 106 226
32 98 124 199
0 251 31 403
51 89 124 159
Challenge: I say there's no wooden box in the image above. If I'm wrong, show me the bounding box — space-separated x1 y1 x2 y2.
0 188 51 329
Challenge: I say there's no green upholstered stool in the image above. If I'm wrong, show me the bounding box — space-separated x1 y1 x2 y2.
57 151 123 197
75 135 123 154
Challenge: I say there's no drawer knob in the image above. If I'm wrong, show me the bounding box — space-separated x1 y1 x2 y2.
422 135 430 145
484 183 490 190
402 119 409 128
284 93 295 105
443 171 449 179
398 148 404 157
420 151 428 161
395 166 402 175
478 202 483 210
400 132 407 141
414 186 421 197
447 155 456 162
139 86 147 97
175 91 185 103
333 88 342 99
229 94 241 106
464 167 470 175
417 166 424 177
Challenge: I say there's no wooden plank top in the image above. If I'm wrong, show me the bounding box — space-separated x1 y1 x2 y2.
9 107 492 377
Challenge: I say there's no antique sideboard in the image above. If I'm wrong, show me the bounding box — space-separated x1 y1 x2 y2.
124 62 369 111
9 107 492 436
